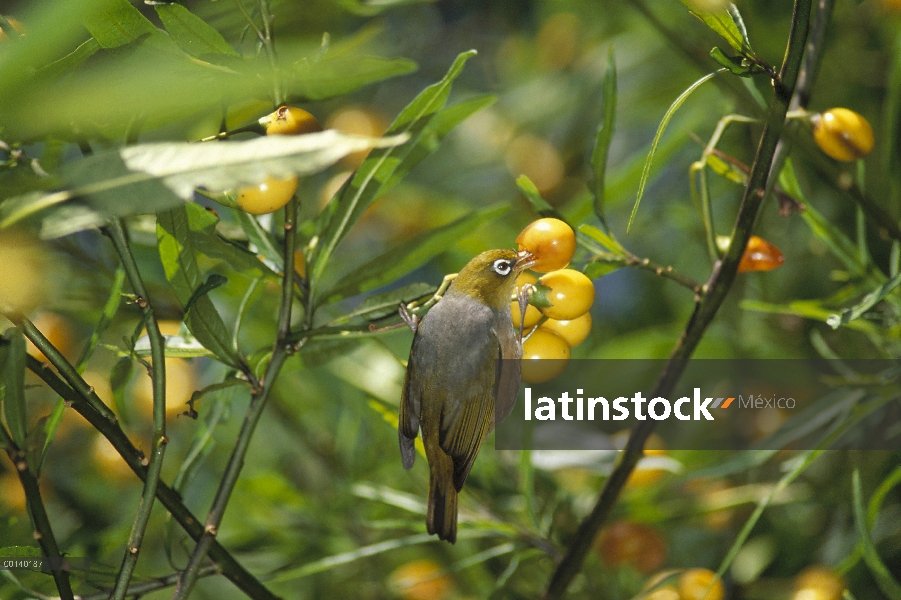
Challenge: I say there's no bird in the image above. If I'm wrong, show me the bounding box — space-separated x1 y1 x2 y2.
398 248 535 543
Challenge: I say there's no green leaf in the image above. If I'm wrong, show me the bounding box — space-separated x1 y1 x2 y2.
35 38 101 78
4 131 406 237
583 260 623 279
154 4 240 60
578 224 627 256
516 176 564 220
681 0 746 53
629 70 723 231
827 273 901 329
706 152 748 185
336 0 434 16
2 328 27 449
741 300 878 333
178 204 270 276
157 205 245 369
292 56 417 100
323 204 508 302
852 469 901 600
710 47 756 77
590 47 617 225
234 210 284 274
307 50 479 298
83 0 159 49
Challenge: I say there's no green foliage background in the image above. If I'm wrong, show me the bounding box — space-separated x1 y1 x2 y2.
1 0 900 598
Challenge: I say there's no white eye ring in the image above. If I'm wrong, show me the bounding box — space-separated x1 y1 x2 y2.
493 259 513 276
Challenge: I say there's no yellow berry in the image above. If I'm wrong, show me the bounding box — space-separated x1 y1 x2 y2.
540 312 592 348
132 357 197 420
516 218 576 273
236 175 298 215
792 566 844 600
521 328 570 383
679 568 724 600
511 272 542 329
263 106 322 136
537 268 595 320
812 108 874 162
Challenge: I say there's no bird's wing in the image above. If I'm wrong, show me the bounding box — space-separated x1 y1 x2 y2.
438 329 498 491
492 324 522 429
399 338 422 470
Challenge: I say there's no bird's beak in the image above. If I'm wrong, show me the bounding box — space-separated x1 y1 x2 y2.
514 250 537 272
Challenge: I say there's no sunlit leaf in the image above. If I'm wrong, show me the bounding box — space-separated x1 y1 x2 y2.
590 47 617 225
155 3 240 60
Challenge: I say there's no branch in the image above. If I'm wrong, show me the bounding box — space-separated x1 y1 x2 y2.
543 1 813 597
0 424 73 599
105 219 169 600
25 356 280 600
172 198 299 599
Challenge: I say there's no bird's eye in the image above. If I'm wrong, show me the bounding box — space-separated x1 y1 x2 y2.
492 259 513 276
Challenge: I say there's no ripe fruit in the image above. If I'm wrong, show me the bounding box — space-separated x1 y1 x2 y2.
537 268 595 320
679 568 724 600
596 521 667 574
737 235 784 273
540 312 592 348
262 106 322 136
521 327 570 383
812 108 874 162
511 272 542 329
236 175 298 215
389 559 454 600
611 430 670 488
516 218 576 273
791 566 844 600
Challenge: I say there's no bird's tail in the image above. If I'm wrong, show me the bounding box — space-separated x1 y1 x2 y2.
426 453 458 544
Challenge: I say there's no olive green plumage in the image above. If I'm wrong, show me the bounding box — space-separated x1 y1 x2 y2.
399 249 534 543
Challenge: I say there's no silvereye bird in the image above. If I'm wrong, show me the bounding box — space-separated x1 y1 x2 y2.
399 248 536 543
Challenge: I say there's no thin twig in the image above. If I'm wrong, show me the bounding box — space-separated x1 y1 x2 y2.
57 565 220 600
24 356 281 600
105 219 168 600
172 198 299 599
543 1 813 597
0 415 74 600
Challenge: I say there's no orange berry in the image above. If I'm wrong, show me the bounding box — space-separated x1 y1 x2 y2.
389 560 453 600
263 106 322 136
521 328 570 383
516 218 576 273
679 568 724 600
540 312 592 348
737 235 784 273
236 175 298 215
812 108 874 162
596 521 668 574
537 268 595 320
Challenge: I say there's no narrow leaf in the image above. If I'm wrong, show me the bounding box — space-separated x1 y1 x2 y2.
154 4 240 59
2 131 408 236
629 70 722 231
323 204 508 302
827 273 901 329
516 176 563 220
307 50 478 296
590 47 617 225
157 205 244 368
83 0 158 49
852 469 901 600
681 0 746 53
